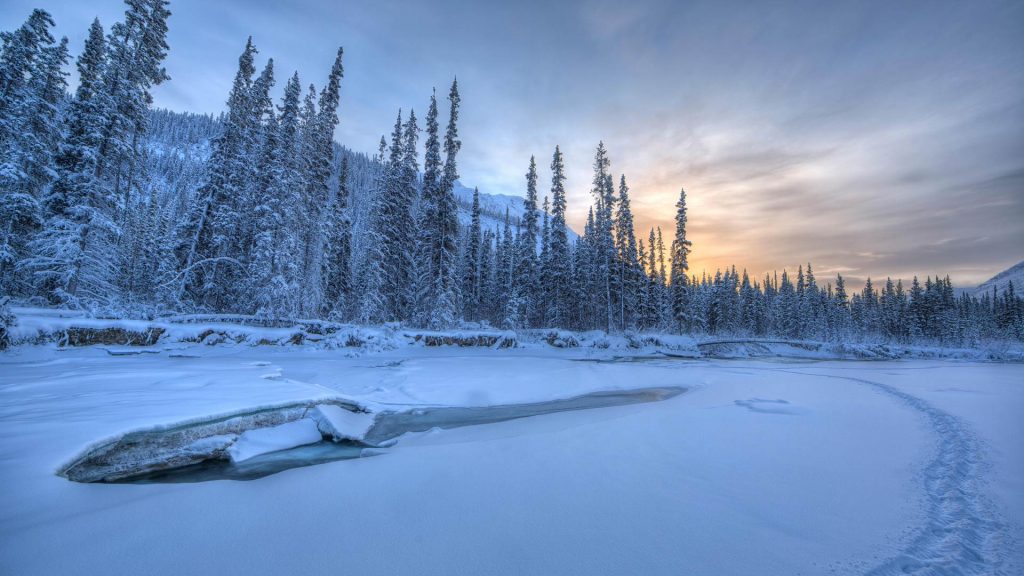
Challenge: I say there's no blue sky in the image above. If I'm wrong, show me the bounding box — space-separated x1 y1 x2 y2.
4 0 1022 286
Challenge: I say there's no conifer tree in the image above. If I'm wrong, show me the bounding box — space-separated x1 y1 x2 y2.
461 187 482 321
614 174 640 329
355 137 390 324
322 154 352 319
178 38 255 309
546 146 571 327
413 91 442 324
24 19 108 305
670 188 692 330
429 79 463 328
0 10 64 296
517 156 540 325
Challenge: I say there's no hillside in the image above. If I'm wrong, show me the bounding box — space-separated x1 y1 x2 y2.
974 260 1024 297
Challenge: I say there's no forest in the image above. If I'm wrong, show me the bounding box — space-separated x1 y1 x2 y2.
1 1 1022 346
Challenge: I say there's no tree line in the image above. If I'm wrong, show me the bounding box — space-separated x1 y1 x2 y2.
1 2 1021 347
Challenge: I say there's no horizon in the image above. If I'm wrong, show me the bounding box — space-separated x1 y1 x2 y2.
4 0 1021 288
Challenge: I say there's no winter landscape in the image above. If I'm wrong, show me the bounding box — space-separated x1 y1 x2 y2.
1 1 1023 575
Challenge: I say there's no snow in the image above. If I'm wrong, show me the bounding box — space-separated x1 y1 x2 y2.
312 404 375 441
228 419 323 463
0 343 1021 575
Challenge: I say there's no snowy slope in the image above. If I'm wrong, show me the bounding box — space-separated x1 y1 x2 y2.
452 180 580 241
973 260 1024 297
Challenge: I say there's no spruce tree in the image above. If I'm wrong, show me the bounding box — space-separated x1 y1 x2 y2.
429 79 463 328
355 137 390 324
461 187 482 321
322 154 352 320
547 146 571 327
518 156 540 325
0 10 63 296
614 174 640 330
24 19 108 305
178 37 256 310
414 90 442 323
670 188 692 331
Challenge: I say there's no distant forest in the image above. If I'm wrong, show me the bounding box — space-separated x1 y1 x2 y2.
1 2 1021 346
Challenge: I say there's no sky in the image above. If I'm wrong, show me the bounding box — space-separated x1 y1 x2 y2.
4 0 1023 287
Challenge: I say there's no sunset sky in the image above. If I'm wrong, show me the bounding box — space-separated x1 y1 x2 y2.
6 0 1022 287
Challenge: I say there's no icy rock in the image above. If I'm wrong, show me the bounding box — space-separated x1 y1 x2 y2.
228 418 323 463
312 405 375 442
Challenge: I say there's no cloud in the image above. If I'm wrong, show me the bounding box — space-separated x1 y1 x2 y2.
8 0 1021 288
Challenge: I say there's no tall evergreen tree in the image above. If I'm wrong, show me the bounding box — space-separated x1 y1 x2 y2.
322 154 352 319
546 146 571 327
670 187 692 330
298 47 343 316
24 19 108 305
355 137 390 324
0 10 64 296
429 79 463 328
461 187 482 321
614 174 640 329
179 38 256 310
96 0 171 214
249 71 304 318
413 91 442 324
517 156 540 325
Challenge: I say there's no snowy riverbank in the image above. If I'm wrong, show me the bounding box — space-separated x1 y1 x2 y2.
6 307 1022 363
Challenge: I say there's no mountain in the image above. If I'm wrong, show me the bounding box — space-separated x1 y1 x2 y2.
452 181 579 243
973 260 1024 297
145 108 577 248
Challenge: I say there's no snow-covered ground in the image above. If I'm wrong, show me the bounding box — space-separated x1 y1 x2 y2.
0 343 1021 575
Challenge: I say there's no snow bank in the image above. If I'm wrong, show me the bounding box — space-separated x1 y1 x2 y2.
5 307 1022 362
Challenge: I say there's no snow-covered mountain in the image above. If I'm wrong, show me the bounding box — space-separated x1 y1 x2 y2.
973 260 1024 297
452 181 579 242
145 109 577 244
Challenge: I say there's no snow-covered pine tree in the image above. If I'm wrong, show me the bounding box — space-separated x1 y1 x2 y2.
498 208 521 328
413 91 442 325
96 0 171 217
517 156 541 326
394 108 419 320
355 137 390 324
177 38 256 311
23 19 108 306
478 230 496 323
546 146 571 328
301 47 343 318
588 142 616 331
321 154 352 320
0 10 63 296
299 49 342 315
614 174 641 330
429 79 463 329
670 187 692 331
461 187 482 321
249 72 304 318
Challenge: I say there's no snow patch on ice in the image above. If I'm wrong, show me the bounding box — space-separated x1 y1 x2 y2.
312 404 376 442
228 419 323 463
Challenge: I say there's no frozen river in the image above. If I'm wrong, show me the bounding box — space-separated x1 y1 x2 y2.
1 345 1021 575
